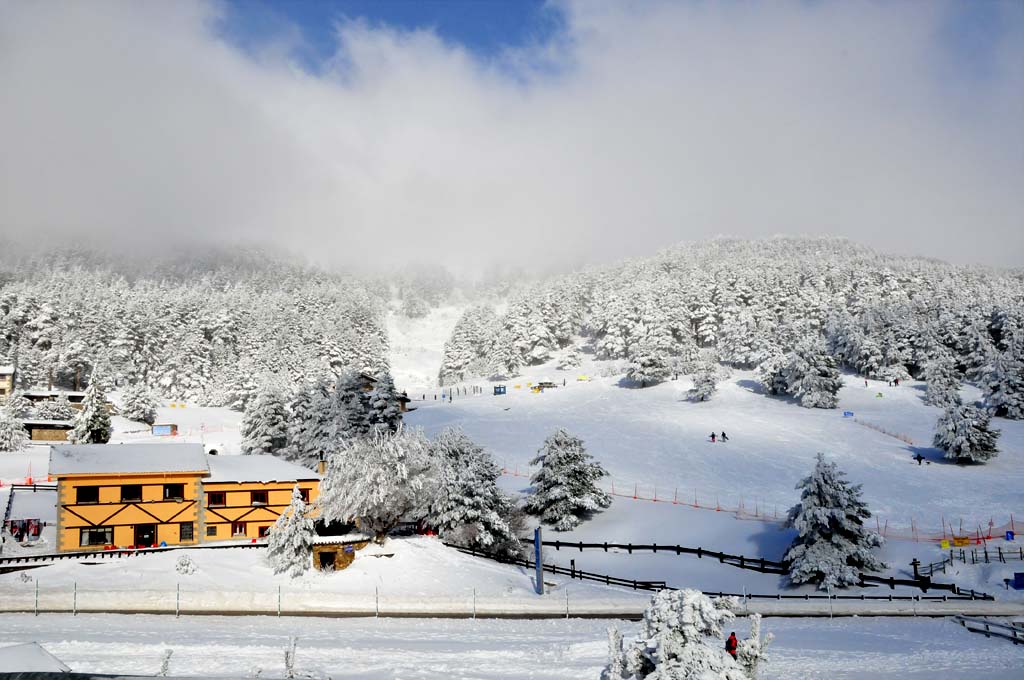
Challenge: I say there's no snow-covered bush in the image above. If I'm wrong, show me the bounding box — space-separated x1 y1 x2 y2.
175 554 197 575
120 383 159 425
755 354 788 396
0 407 29 452
782 341 842 409
933 403 1000 463
318 426 437 544
524 429 611 531
68 382 111 444
240 384 289 456
626 337 672 387
603 589 771 680
34 395 76 421
267 485 314 578
2 391 33 418
784 454 884 589
428 427 521 558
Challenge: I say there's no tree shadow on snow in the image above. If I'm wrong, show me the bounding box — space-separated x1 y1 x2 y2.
736 379 765 395
906 445 952 466
616 376 652 389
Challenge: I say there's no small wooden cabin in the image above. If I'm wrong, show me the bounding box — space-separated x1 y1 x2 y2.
22 419 74 442
22 390 87 410
311 533 371 571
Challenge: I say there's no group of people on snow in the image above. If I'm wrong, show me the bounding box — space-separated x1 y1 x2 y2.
709 431 729 443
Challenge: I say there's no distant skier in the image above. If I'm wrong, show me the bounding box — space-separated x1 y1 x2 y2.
726 632 738 658
710 432 717 443
913 452 925 466
720 432 729 442
864 379 868 388
894 378 900 386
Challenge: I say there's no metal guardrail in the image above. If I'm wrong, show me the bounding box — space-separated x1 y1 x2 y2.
531 539 787 574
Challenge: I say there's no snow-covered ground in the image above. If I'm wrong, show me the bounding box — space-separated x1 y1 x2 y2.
386 304 466 393
2 613 1022 678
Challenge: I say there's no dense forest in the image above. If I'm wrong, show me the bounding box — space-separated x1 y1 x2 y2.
439 238 1024 418
0 243 389 408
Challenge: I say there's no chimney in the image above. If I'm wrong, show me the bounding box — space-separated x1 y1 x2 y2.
317 457 326 475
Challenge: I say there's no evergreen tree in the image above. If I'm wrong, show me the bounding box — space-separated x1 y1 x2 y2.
923 354 961 407
239 384 289 456
120 383 159 425
933 403 1000 463
266 484 314 578
365 372 403 433
524 429 611 531
783 341 842 409
603 589 771 680
557 346 582 370
332 370 372 442
68 381 112 444
980 352 1024 420
318 426 437 544
0 407 29 452
34 394 76 421
688 360 718 402
626 336 672 387
428 427 521 558
755 354 788 396
285 380 320 466
784 454 885 589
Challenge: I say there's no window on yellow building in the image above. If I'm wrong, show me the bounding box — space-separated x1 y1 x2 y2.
180 522 194 541
80 527 112 546
250 491 268 506
121 485 142 502
76 486 99 504
163 484 184 501
258 526 270 538
206 525 217 537
232 522 247 537
207 492 226 507
299 488 310 503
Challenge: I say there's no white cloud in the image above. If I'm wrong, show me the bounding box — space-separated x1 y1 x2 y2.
0 0 1021 271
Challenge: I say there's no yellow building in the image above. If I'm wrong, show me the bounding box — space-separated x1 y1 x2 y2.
48 443 320 552
0 365 14 402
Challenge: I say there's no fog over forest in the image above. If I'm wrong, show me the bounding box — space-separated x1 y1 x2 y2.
1 0 1022 272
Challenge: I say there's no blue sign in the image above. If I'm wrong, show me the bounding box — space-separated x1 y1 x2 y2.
1007 531 1016 542
843 411 854 418
152 424 174 436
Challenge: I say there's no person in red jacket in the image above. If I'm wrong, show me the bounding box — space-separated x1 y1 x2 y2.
725 632 738 658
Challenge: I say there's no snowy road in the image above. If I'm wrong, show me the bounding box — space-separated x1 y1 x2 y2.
3 613 1023 678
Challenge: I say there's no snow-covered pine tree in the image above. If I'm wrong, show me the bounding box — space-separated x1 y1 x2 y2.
239 384 289 456
603 589 770 680
0 407 29 452
364 372 403 433
427 427 521 558
980 351 1024 420
782 340 842 409
688 358 718 402
923 354 961 407
120 383 159 425
285 380 329 467
933 403 1001 463
318 426 437 544
755 354 788 396
2 390 33 419
626 336 672 387
557 346 582 370
68 381 112 444
34 394 76 421
524 429 611 531
784 453 885 589
266 484 314 578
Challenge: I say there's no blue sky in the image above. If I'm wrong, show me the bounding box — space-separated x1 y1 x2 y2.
219 0 567 71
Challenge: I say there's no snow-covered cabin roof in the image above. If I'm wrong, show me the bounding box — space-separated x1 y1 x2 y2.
205 454 320 484
311 532 371 545
0 364 14 375
21 419 75 427
49 443 210 476
0 642 71 673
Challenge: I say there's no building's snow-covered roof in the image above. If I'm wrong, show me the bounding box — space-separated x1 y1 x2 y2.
205 454 320 483
22 389 86 399
21 419 75 427
0 364 14 375
49 443 209 476
0 642 71 673
311 532 371 545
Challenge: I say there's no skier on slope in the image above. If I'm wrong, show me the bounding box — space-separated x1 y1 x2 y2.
726 632 738 658
710 432 717 443
720 432 729 442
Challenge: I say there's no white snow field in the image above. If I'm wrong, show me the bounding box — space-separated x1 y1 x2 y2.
386 304 466 393
1 613 1022 679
